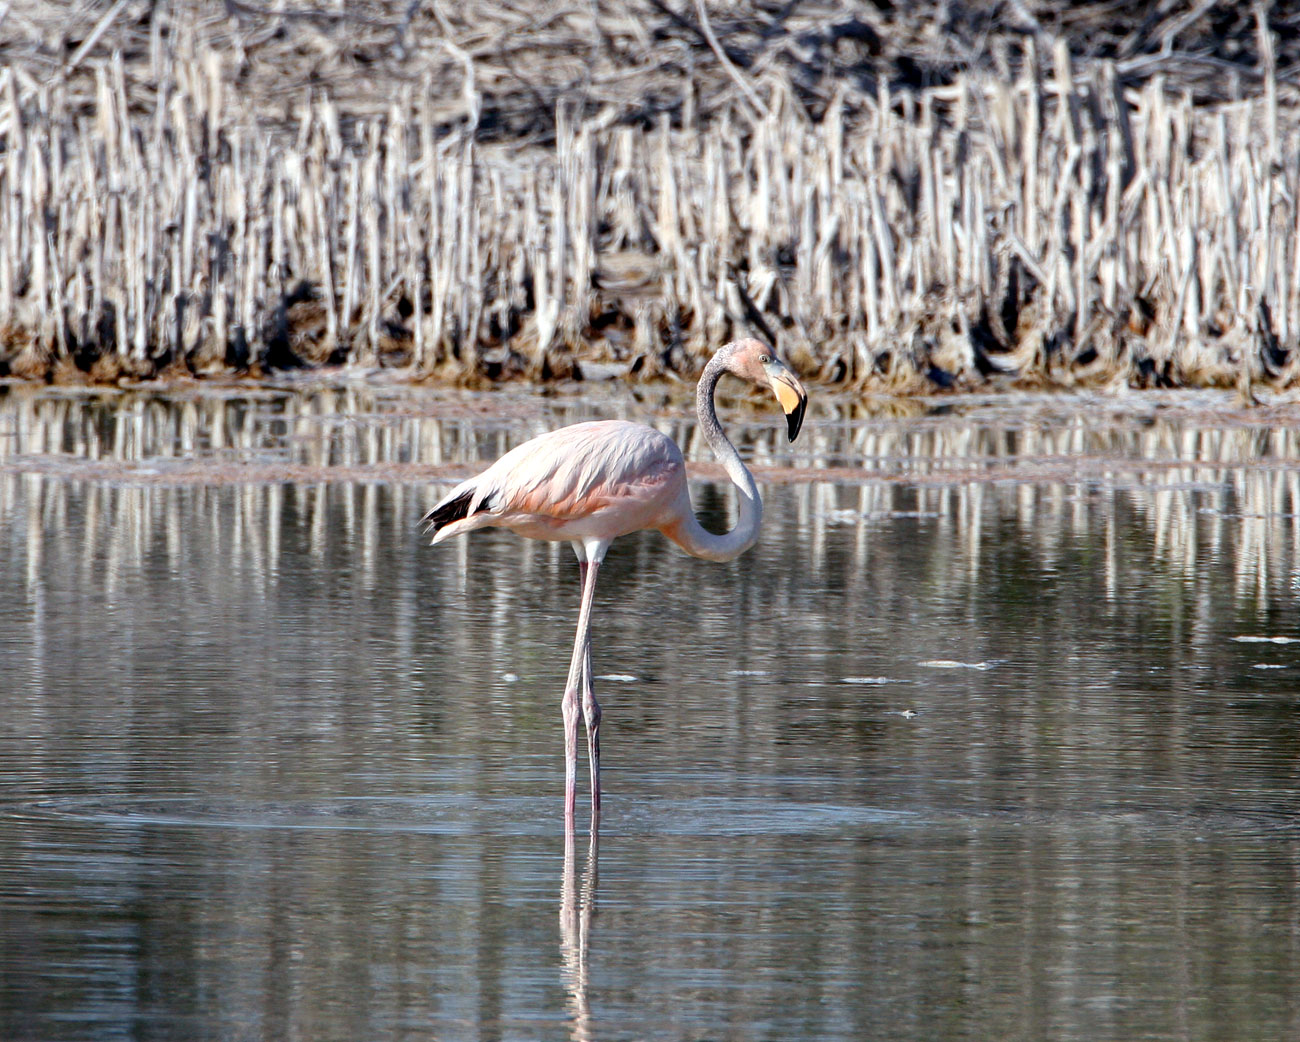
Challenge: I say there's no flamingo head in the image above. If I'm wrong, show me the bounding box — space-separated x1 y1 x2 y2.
723 338 808 442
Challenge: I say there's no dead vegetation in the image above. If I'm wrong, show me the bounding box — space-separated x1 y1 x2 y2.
3 1 1300 392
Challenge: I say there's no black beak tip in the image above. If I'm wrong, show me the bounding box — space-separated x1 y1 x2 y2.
787 396 808 442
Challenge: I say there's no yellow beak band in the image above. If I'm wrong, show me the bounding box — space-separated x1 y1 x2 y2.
765 364 808 442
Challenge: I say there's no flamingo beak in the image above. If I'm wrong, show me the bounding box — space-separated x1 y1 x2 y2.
765 361 808 442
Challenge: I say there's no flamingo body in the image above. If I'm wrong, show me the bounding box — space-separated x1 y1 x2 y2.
428 420 689 551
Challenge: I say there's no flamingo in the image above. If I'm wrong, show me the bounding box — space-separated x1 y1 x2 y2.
421 338 808 832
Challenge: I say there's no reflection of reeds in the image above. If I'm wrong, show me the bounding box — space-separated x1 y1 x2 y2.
1 4 1298 389
3 389 1299 608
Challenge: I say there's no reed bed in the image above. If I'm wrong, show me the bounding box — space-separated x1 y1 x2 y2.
2 1 1300 392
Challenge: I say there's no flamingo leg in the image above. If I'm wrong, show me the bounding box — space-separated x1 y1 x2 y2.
563 558 602 834
582 636 601 827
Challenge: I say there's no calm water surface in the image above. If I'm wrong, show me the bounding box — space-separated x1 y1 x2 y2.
0 383 1298 1041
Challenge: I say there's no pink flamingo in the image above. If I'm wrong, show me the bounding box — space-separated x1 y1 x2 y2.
422 338 808 832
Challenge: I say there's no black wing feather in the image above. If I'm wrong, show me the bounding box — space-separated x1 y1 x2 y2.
420 489 477 534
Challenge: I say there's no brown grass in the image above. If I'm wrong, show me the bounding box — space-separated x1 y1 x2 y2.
3 1 1300 393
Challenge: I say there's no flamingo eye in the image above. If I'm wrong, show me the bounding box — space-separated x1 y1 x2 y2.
759 354 771 364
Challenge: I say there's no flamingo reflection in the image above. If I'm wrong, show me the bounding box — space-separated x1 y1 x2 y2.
559 830 599 1041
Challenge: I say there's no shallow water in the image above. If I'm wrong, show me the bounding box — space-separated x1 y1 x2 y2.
1 382 1299 1041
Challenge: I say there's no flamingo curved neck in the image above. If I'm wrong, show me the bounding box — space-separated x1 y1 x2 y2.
666 355 763 563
